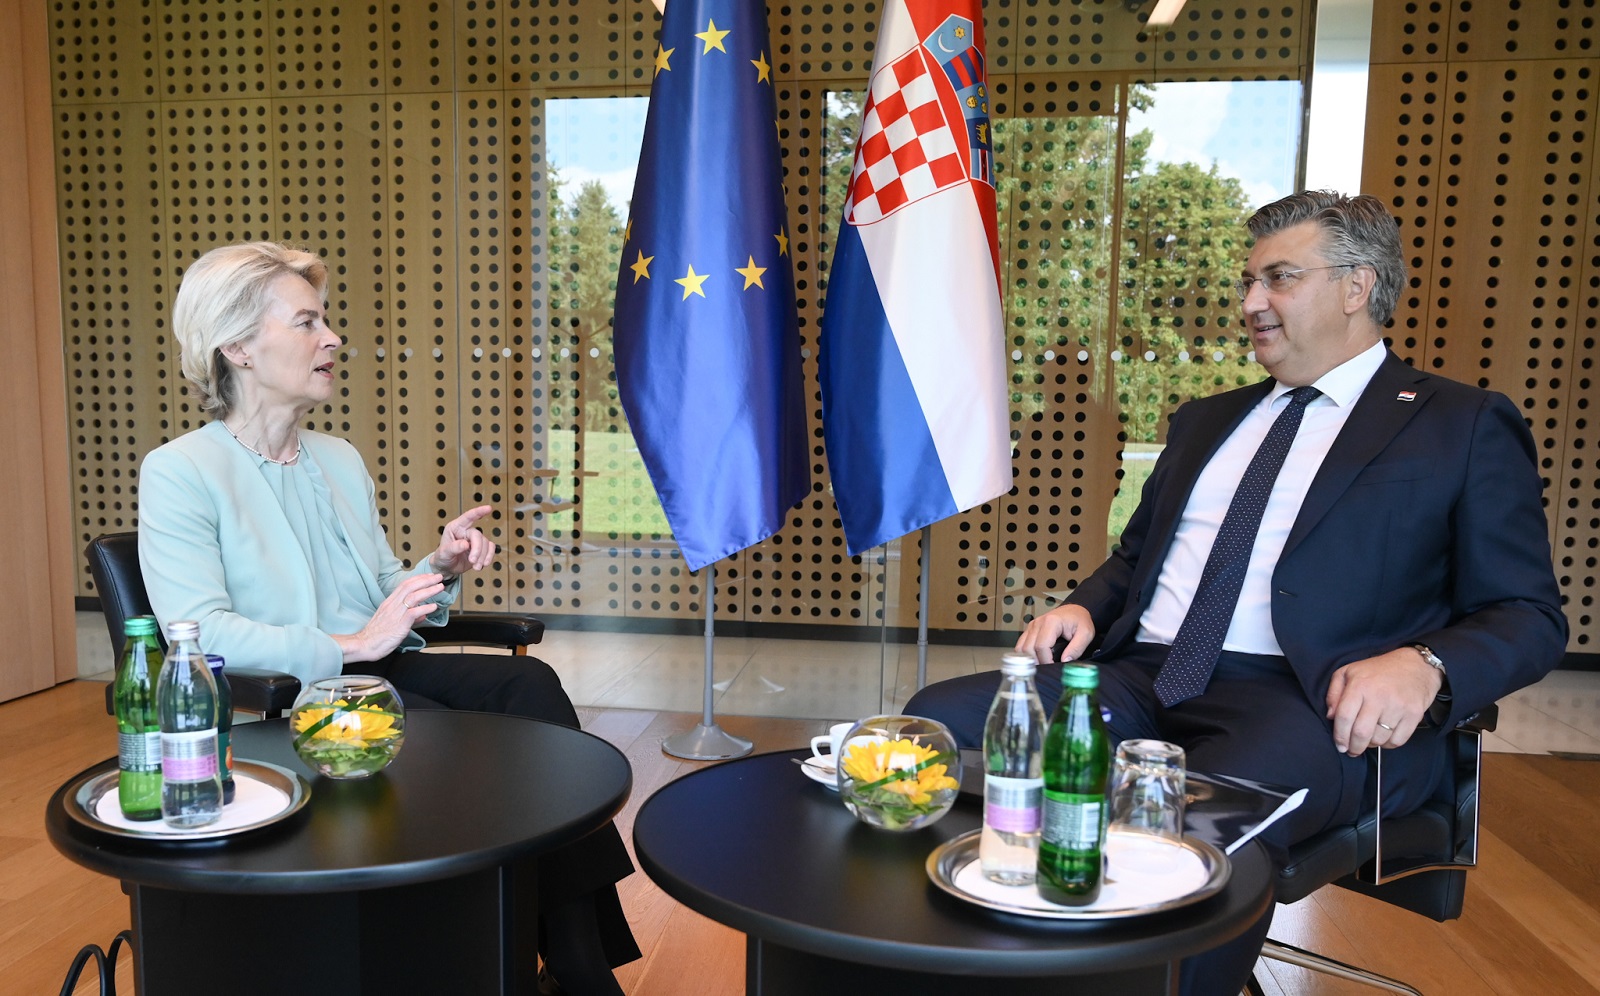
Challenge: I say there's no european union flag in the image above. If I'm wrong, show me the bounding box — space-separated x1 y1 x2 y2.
614 0 809 572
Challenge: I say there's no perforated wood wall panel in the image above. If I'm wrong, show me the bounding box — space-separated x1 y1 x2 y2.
1367 1 1596 652
986 74 1122 631
65 0 1486 645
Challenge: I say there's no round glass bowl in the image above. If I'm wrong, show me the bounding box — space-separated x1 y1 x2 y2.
289 676 406 779
836 715 961 831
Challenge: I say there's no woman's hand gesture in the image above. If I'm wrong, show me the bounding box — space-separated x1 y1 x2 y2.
335 573 447 663
432 505 496 577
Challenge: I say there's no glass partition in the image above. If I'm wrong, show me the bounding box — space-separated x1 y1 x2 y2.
524 79 1301 720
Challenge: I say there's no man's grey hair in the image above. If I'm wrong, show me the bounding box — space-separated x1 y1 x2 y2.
1247 190 1407 326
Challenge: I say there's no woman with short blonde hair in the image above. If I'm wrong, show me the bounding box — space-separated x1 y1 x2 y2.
142 241 638 993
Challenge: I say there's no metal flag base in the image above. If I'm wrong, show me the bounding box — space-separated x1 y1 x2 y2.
662 723 753 760
660 562 754 761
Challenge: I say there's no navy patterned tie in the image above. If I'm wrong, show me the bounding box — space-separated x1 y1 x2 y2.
1154 386 1321 707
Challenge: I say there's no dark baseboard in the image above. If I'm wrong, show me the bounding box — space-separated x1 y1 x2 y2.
71 596 1600 669
531 611 1020 648
74 596 1015 650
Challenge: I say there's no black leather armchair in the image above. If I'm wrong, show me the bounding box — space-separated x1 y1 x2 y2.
87 532 546 718
1249 709 1496 995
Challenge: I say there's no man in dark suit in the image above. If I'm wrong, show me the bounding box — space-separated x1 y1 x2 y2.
905 190 1567 995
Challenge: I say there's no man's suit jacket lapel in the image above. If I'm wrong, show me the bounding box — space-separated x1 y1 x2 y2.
1282 352 1431 558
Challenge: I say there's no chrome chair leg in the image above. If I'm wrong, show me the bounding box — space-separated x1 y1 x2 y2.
1259 939 1423 995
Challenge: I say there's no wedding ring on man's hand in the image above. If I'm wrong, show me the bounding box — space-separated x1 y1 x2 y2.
1376 722 1394 731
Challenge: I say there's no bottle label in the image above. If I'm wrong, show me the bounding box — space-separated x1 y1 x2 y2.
118 730 162 773
161 730 218 783
984 775 1043 833
1042 790 1103 850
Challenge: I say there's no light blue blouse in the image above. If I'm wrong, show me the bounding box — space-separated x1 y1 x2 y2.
139 422 457 686
255 450 395 648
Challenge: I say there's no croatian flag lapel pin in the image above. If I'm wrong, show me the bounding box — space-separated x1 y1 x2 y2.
1397 390 1417 402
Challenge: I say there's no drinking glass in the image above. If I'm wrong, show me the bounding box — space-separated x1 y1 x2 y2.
1109 739 1186 838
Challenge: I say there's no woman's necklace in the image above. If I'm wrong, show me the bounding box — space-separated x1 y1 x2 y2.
223 421 302 466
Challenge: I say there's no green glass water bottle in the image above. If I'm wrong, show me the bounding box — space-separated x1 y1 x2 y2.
114 616 164 821
1037 662 1111 905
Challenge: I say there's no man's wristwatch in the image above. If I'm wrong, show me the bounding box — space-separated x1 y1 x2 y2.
1414 643 1452 698
1412 643 1446 680
1413 644 1453 725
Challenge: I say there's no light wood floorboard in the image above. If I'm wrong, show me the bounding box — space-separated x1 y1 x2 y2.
5 681 1598 995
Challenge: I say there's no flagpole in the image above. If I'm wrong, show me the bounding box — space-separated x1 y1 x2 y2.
662 563 753 760
916 525 931 692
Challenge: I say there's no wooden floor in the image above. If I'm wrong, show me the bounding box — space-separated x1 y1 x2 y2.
4 680 1599 995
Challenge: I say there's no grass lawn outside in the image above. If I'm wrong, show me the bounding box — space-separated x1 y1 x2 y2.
1107 443 1161 550
538 428 673 540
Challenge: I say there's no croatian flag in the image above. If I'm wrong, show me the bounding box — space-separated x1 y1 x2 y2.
819 0 1011 557
613 0 810 571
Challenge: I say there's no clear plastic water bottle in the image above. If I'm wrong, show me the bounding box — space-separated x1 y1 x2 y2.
114 616 164 821
157 620 222 828
980 653 1047 885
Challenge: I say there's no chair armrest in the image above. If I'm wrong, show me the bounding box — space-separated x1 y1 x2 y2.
227 668 304 718
430 612 545 650
1458 704 1498 735
102 666 302 719
1364 704 1493 885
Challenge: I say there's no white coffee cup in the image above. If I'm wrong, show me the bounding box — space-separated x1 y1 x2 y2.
810 722 854 766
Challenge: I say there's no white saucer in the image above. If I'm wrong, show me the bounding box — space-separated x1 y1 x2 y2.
799 756 838 792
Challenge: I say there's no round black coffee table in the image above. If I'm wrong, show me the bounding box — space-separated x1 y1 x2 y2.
634 749 1274 994
47 710 631 996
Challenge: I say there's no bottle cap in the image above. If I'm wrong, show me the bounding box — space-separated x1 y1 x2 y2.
123 615 159 637
165 620 200 641
1061 662 1099 688
999 653 1037 676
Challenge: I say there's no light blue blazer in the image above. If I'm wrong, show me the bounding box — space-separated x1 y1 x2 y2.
138 421 457 686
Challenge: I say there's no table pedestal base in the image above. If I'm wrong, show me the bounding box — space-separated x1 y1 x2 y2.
127 863 539 996
747 937 1177 995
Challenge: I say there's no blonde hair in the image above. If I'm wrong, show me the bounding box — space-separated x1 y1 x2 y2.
172 242 329 418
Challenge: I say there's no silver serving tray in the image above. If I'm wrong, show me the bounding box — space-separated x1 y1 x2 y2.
926 826 1230 920
66 758 312 842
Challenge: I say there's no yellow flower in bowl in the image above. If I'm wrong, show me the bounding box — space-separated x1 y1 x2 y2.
841 739 959 806
293 701 400 744
290 676 406 778
836 716 960 831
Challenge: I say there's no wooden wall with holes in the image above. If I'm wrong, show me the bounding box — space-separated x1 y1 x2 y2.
1364 0 1597 656
1 0 73 700
46 0 1589 654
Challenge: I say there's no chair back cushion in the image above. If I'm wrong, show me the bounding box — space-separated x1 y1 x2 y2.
85 532 156 659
